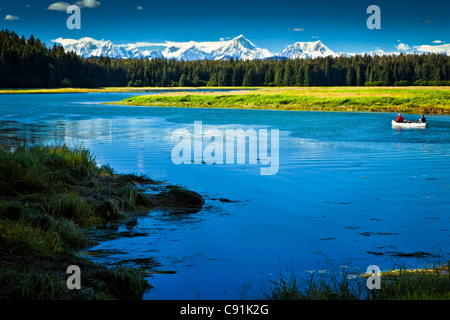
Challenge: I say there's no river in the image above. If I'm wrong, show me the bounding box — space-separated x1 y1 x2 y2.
0 91 449 299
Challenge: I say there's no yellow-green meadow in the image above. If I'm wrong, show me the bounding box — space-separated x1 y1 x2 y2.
110 86 450 114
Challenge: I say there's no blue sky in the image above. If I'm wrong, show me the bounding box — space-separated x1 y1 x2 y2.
1 0 448 53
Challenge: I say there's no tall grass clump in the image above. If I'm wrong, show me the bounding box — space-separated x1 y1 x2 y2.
265 271 363 300
0 144 98 195
0 218 65 255
83 266 152 300
118 182 139 210
43 144 97 180
0 268 71 300
22 211 89 251
45 193 96 225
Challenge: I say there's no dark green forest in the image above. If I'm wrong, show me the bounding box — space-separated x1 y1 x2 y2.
1 30 449 88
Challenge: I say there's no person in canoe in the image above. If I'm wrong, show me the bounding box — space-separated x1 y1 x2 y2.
418 114 426 123
396 114 404 123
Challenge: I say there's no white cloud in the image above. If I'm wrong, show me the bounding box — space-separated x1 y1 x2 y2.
413 43 450 54
47 0 100 11
388 41 450 55
52 37 79 46
124 38 238 53
4 14 20 21
128 42 165 48
76 0 100 8
311 36 319 39
47 2 70 11
396 42 410 51
137 5 143 10
291 28 304 32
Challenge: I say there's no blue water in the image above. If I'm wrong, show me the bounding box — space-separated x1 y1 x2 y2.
1 92 449 299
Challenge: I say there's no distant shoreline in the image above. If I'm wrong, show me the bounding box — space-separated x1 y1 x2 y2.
0 87 251 94
2 86 449 114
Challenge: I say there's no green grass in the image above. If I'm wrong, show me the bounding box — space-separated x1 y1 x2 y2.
0 144 97 195
266 272 363 300
0 260 150 300
264 264 450 300
0 143 157 299
110 87 450 114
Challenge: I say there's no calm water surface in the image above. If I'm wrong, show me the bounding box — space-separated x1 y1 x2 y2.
1 92 449 299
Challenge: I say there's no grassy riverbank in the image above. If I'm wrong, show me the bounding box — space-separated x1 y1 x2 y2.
266 264 450 300
0 87 181 94
110 86 450 115
0 86 247 94
0 143 204 299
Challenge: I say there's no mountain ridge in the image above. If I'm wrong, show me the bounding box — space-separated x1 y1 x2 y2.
52 35 450 61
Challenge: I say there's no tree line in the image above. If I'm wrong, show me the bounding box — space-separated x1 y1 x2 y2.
0 30 449 88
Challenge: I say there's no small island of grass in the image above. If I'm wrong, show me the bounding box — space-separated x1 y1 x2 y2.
108 86 450 115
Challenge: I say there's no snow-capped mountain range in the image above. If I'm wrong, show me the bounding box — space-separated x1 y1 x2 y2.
280 41 338 59
160 35 273 61
52 35 450 61
53 35 273 60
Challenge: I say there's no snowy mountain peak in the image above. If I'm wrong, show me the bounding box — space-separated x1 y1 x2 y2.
211 35 269 60
167 44 210 61
232 35 254 46
280 40 338 59
78 37 98 43
141 49 163 59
